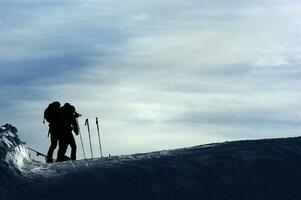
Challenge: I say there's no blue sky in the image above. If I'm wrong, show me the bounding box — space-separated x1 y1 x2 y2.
1 0 301 159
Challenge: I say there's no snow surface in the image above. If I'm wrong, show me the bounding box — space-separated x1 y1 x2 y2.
1 124 301 200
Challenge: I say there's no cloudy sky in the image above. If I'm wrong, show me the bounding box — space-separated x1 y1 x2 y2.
1 0 301 159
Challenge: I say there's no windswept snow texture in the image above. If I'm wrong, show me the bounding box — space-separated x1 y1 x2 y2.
0 124 30 200
1 124 301 200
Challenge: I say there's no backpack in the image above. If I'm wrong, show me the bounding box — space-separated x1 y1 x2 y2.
44 102 61 124
60 103 80 135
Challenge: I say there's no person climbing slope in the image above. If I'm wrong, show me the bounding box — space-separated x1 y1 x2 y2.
57 103 80 161
44 101 61 163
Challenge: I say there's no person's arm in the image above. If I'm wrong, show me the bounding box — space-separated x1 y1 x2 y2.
71 118 79 135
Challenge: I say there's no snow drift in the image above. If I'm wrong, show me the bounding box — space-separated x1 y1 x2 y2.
1 124 301 200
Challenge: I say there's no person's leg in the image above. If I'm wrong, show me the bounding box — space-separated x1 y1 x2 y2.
69 134 77 160
57 135 68 161
46 131 59 162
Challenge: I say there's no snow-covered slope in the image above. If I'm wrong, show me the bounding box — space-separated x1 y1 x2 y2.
0 124 30 200
1 124 301 200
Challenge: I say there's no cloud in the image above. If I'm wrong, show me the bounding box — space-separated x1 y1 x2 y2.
1 0 301 158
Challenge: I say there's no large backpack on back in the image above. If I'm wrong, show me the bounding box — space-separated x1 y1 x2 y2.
59 103 79 135
44 102 61 124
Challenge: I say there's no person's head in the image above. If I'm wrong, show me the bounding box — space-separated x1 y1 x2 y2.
63 103 77 117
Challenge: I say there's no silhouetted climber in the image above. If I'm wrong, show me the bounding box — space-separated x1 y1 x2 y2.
57 103 80 162
44 101 61 163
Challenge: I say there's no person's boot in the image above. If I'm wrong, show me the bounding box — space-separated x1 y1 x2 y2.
45 157 54 163
63 155 70 161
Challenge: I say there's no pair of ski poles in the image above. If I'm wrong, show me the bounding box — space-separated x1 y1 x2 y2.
78 117 103 159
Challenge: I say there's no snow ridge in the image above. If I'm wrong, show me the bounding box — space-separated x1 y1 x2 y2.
0 124 30 200
0 124 29 170
1 124 301 200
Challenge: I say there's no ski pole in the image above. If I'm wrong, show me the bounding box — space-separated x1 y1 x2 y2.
28 147 48 158
96 117 103 157
85 118 93 158
77 118 86 159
